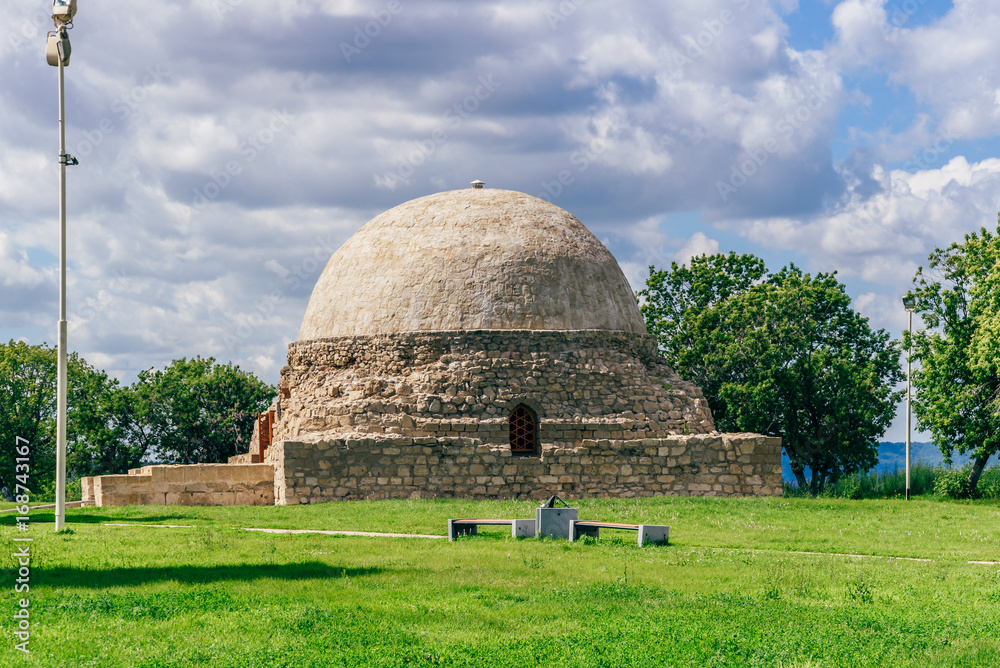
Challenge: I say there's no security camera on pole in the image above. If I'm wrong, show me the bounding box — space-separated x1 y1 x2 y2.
46 0 79 532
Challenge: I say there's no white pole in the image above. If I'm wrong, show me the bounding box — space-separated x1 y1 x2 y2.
55 51 67 531
905 308 912 501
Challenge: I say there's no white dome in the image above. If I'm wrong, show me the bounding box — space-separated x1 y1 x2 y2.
299 188 646 339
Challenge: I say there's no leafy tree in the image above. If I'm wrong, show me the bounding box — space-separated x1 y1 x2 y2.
907 224 1000 495
640 252 766 373
640 256 904 494
134 357 275 464
0 341 56 500
0 340 125 500
1 344 275 500
966 221 1000 406
67 382 156 479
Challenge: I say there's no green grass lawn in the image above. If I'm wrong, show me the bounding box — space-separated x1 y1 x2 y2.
3 496 1000 667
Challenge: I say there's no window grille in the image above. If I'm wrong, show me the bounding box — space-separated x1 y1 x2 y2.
509 405 537 455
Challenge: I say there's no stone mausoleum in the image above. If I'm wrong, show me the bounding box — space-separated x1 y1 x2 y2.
83 185 782 506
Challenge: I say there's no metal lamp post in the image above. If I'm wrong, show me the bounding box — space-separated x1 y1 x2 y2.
46 0 78 531
902 295 916 501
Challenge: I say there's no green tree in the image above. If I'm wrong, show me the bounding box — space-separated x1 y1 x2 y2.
135 357 275 464
907 224 1000 495
67 382 156 479
640 256 904 494
640 252 766 377
966 219 1000 409
0 340 126 500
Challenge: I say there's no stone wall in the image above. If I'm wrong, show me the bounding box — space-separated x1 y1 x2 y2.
270 433 783 504
275 330 716 444
81 463 275 507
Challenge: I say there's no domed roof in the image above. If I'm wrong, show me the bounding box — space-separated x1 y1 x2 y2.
298 188 647 339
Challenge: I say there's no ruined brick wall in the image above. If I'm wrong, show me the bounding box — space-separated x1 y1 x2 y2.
274 330 716 444
81 464 274 507
270 433 783 504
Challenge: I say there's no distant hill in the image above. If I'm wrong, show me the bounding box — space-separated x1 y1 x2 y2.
780 442 973 483
874 442 973 471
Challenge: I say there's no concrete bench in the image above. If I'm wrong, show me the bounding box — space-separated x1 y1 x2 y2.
448 518 536 541
568 520 669 546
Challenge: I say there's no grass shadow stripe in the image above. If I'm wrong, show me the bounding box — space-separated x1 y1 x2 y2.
31 562 387 588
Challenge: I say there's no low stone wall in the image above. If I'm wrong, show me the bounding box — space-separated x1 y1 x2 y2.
270 433 783 504
81 463 275 507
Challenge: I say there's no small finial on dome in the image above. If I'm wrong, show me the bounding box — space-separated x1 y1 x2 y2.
470 180 485 189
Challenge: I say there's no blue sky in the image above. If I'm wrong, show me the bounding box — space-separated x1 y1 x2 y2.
4 0 999 443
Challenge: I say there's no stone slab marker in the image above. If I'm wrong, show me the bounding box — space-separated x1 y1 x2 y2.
638 524 669 546
512 519 536 538
536 506 577 539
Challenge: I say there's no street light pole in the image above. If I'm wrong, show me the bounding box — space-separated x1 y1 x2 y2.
903 296 916 501
55 45 70 532
47 0 78 531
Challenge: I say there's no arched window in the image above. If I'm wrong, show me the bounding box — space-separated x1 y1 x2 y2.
509 405 538 455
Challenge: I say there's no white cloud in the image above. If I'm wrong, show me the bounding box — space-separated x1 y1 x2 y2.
833 0 1000 138
0 232 50 290
731 156 1000 309
2 0 998 394
674 231 721 266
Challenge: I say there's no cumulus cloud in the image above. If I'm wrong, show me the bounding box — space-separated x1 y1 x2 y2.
730 155 1000 307
0 0 996 403
832 0 1000 139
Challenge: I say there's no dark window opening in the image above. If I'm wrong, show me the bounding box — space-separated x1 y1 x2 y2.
509 405 538 455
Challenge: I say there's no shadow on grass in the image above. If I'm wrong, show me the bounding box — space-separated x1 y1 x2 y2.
24 562 385 588
70 513 197 525
0 513 195 526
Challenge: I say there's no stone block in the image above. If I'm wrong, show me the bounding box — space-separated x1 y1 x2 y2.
513 519 536 538
638 525 669 546
81 477 95 503
232 490 254 505
216 491 236 506
536 506 577 539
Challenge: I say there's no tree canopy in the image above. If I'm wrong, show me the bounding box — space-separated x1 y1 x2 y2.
907 223 1000 496
639 254 903 494
0 344 274 500
133 357 275 464
0 340 121 499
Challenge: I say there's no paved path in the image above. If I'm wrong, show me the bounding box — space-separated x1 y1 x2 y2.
789 549 933 562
